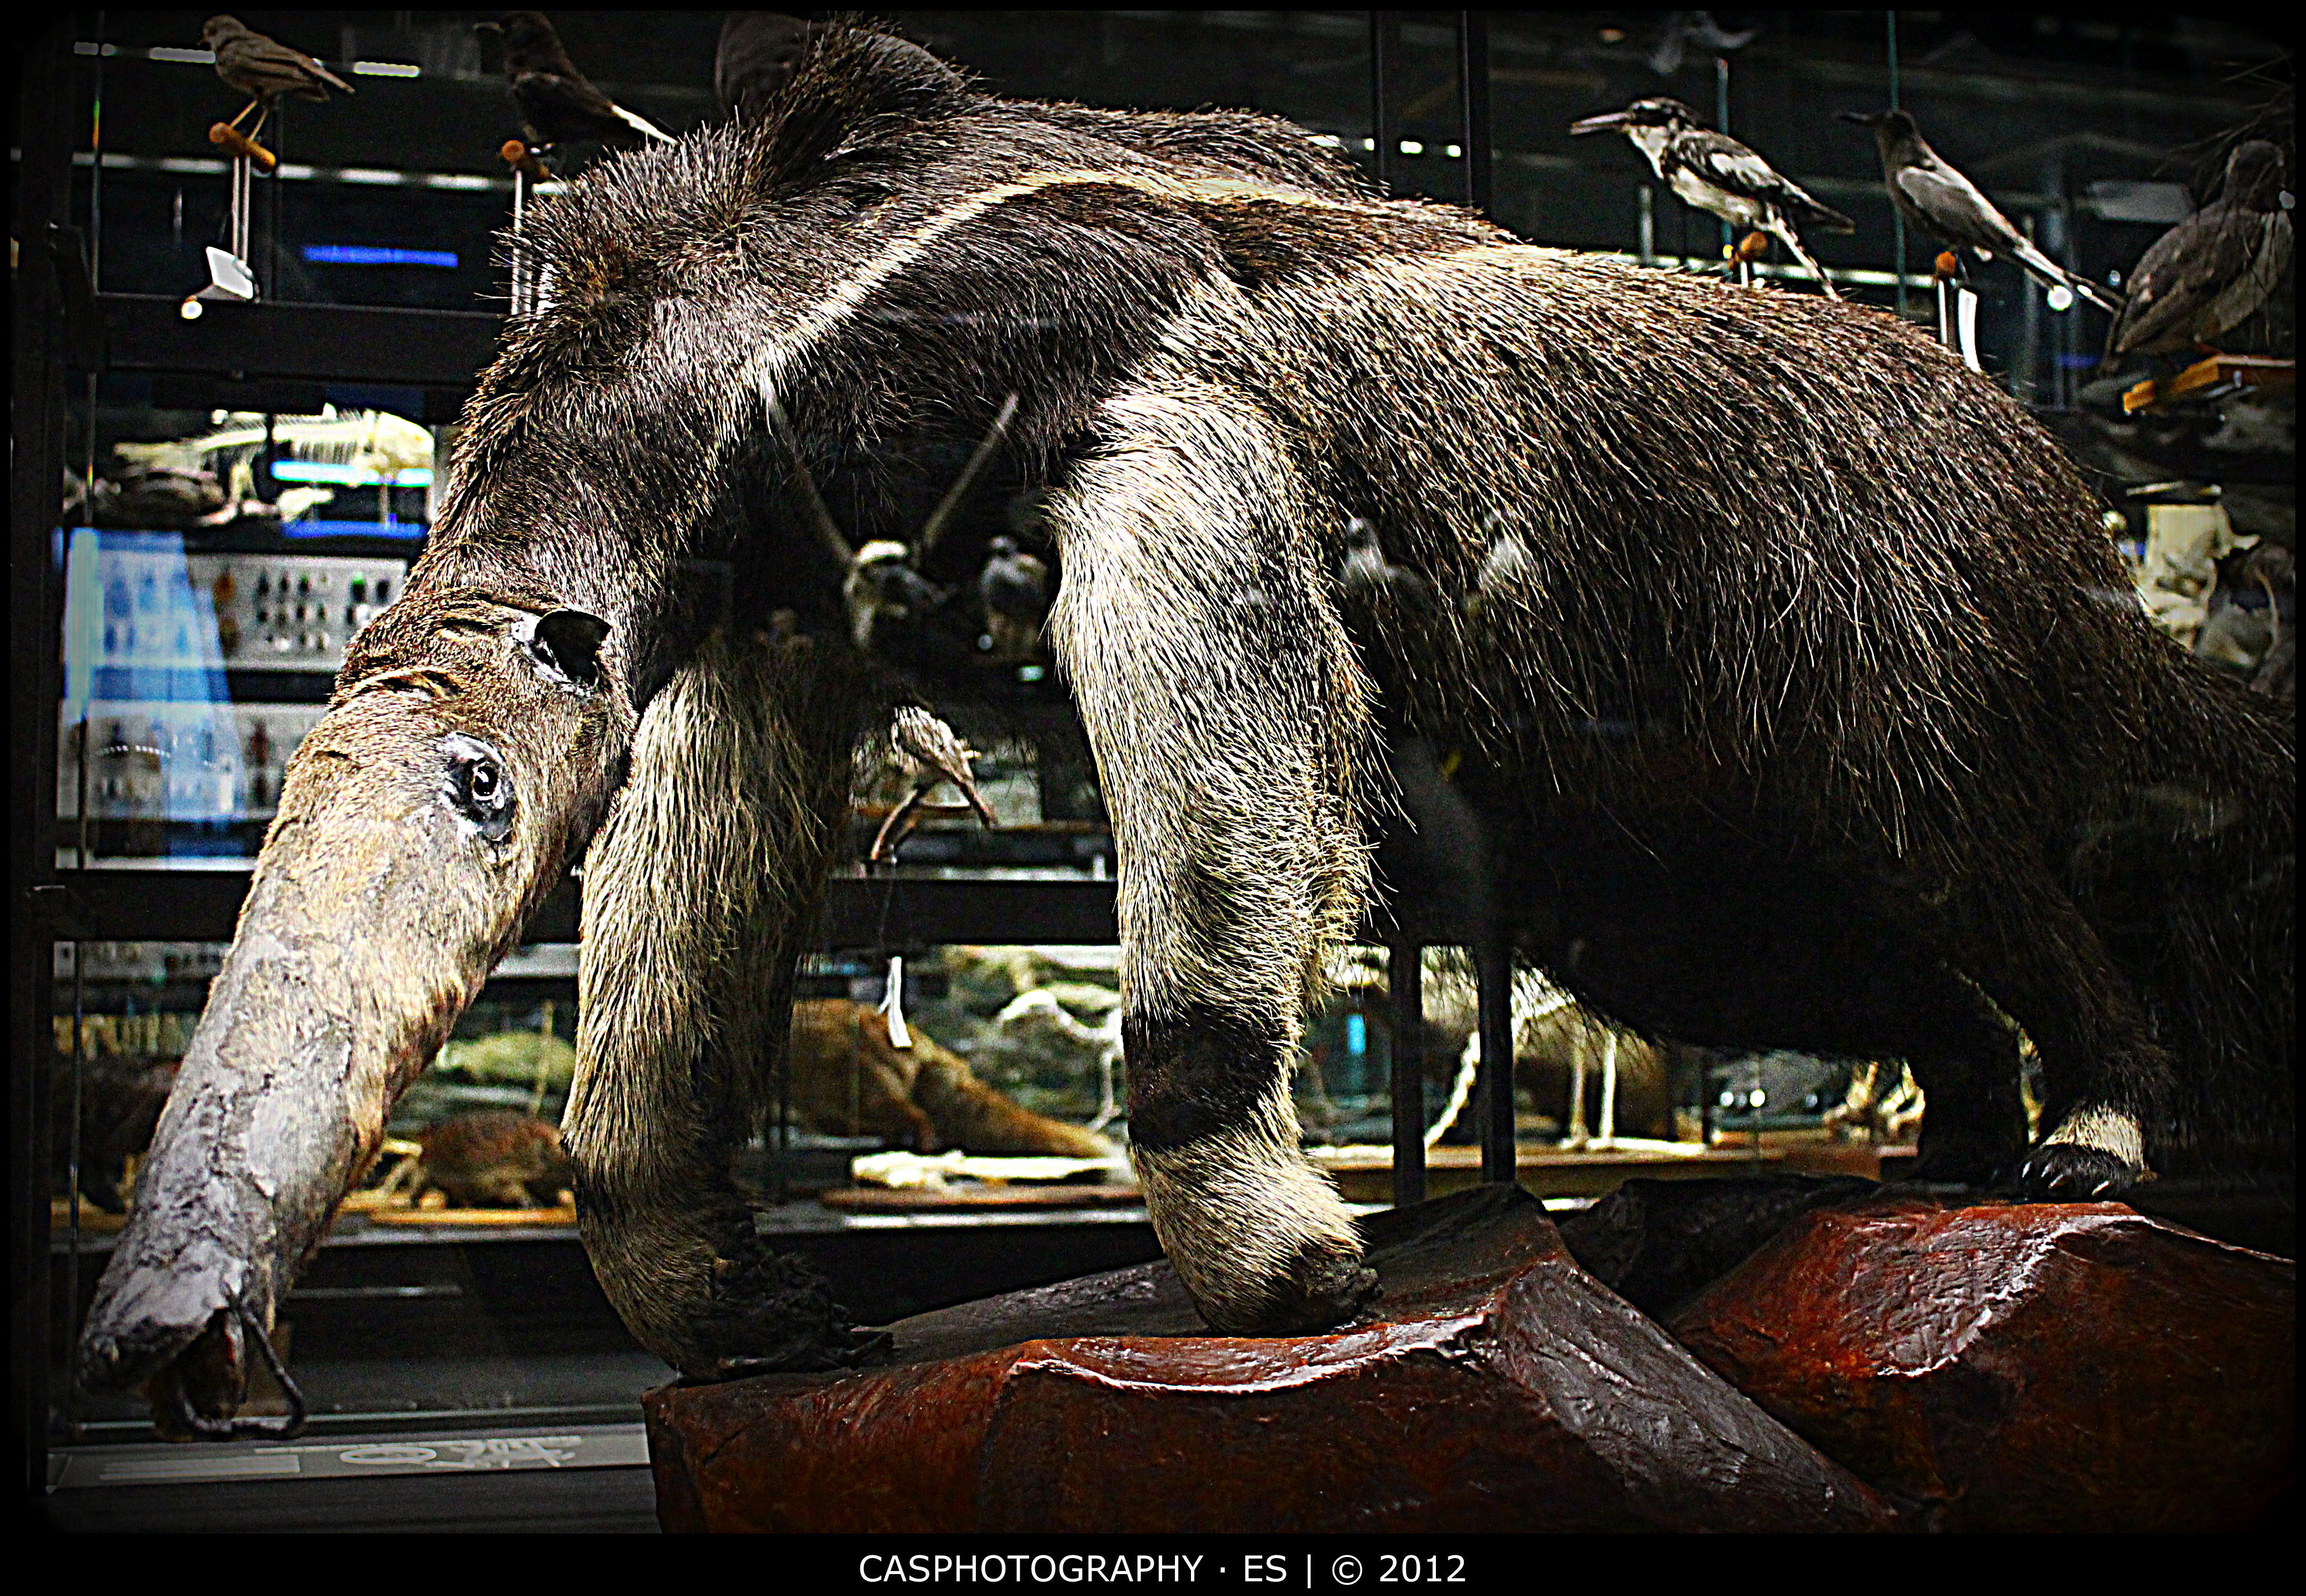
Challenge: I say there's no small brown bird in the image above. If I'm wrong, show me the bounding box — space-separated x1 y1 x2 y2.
872 704 998 862
201 16 353 136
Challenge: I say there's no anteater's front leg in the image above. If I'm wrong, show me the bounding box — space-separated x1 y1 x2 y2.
563 629 885 1377
1052 382 1381 1334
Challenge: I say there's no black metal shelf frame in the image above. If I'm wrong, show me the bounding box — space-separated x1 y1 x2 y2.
92 292 502 422
33 871 1128 949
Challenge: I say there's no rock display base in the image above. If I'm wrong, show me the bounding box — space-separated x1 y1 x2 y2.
647 1184 2294 1532
645 1185 1890 1532
1669 1194 2295 1531
1558 1174 1881 1317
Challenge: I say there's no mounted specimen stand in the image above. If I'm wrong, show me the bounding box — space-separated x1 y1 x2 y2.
184 120 274 311
501 141 552 315
1933 250 1982 373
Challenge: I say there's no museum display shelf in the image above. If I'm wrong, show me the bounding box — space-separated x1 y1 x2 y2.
33 867 1123 947
1311 1135 1917 1203
43 1422 661 1533
48 1199 1167 1445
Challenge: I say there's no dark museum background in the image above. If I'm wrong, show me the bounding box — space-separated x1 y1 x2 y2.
14 11 2292 1535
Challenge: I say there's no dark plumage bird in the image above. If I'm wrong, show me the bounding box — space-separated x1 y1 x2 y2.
2108 141 2293 358
477 11 672 151
872 704 998 861
1571 97 1852 298
979 535 1049 662
1842 108 2122 314
716 12 819 122
202 16 353 133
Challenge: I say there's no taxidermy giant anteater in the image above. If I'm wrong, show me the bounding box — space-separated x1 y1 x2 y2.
82 23 2292 1430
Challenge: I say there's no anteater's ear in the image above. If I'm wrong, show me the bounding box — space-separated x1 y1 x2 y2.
520 609 610 692
763 27 969 175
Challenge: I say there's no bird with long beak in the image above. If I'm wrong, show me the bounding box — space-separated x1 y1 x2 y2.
1841 108 2122 314
2108 140 2292 359
1571 97 1853 298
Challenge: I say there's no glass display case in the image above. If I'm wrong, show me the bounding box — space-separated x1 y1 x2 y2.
18 9 2288 1529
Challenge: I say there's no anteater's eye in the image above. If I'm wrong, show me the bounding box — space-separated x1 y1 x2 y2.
439 733 513 842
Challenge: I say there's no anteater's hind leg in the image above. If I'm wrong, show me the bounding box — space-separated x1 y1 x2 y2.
1051 381 1380 1335
1944 872 2179 1197
563 629 885 1378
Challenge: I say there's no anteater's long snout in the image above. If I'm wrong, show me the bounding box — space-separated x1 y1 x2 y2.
75 815 456 1434
74 607 622 1436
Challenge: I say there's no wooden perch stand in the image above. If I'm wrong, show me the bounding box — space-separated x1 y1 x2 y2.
208 121 276 173
501 139 551 181
2124 352 2294 414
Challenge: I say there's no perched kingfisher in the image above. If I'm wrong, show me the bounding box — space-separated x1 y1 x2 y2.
1842 109 2123 314
1572 97 1854 298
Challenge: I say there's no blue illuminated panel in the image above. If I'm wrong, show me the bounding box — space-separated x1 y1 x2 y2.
301 244 460 268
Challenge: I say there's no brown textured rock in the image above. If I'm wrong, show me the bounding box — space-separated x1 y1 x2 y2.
1669 1195 2295 1531
645 1186 1893 1532
1559 1174 1881 1316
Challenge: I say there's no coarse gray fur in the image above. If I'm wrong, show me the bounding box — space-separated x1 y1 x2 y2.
563 624 885 1371
82 21 2293 1409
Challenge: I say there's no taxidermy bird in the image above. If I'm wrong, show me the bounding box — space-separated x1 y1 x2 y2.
1842 108 2122 313
2107 141 2293 358
1571 97 1852 298
201 16 353 135
764 390 1016 657
845 541 951 654
1467 527 1536 622
477 11 673 151
1338 517 1433 604
872 704 999 862
1338 517 1441 644
716 12 819 122
979 535 1049 662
